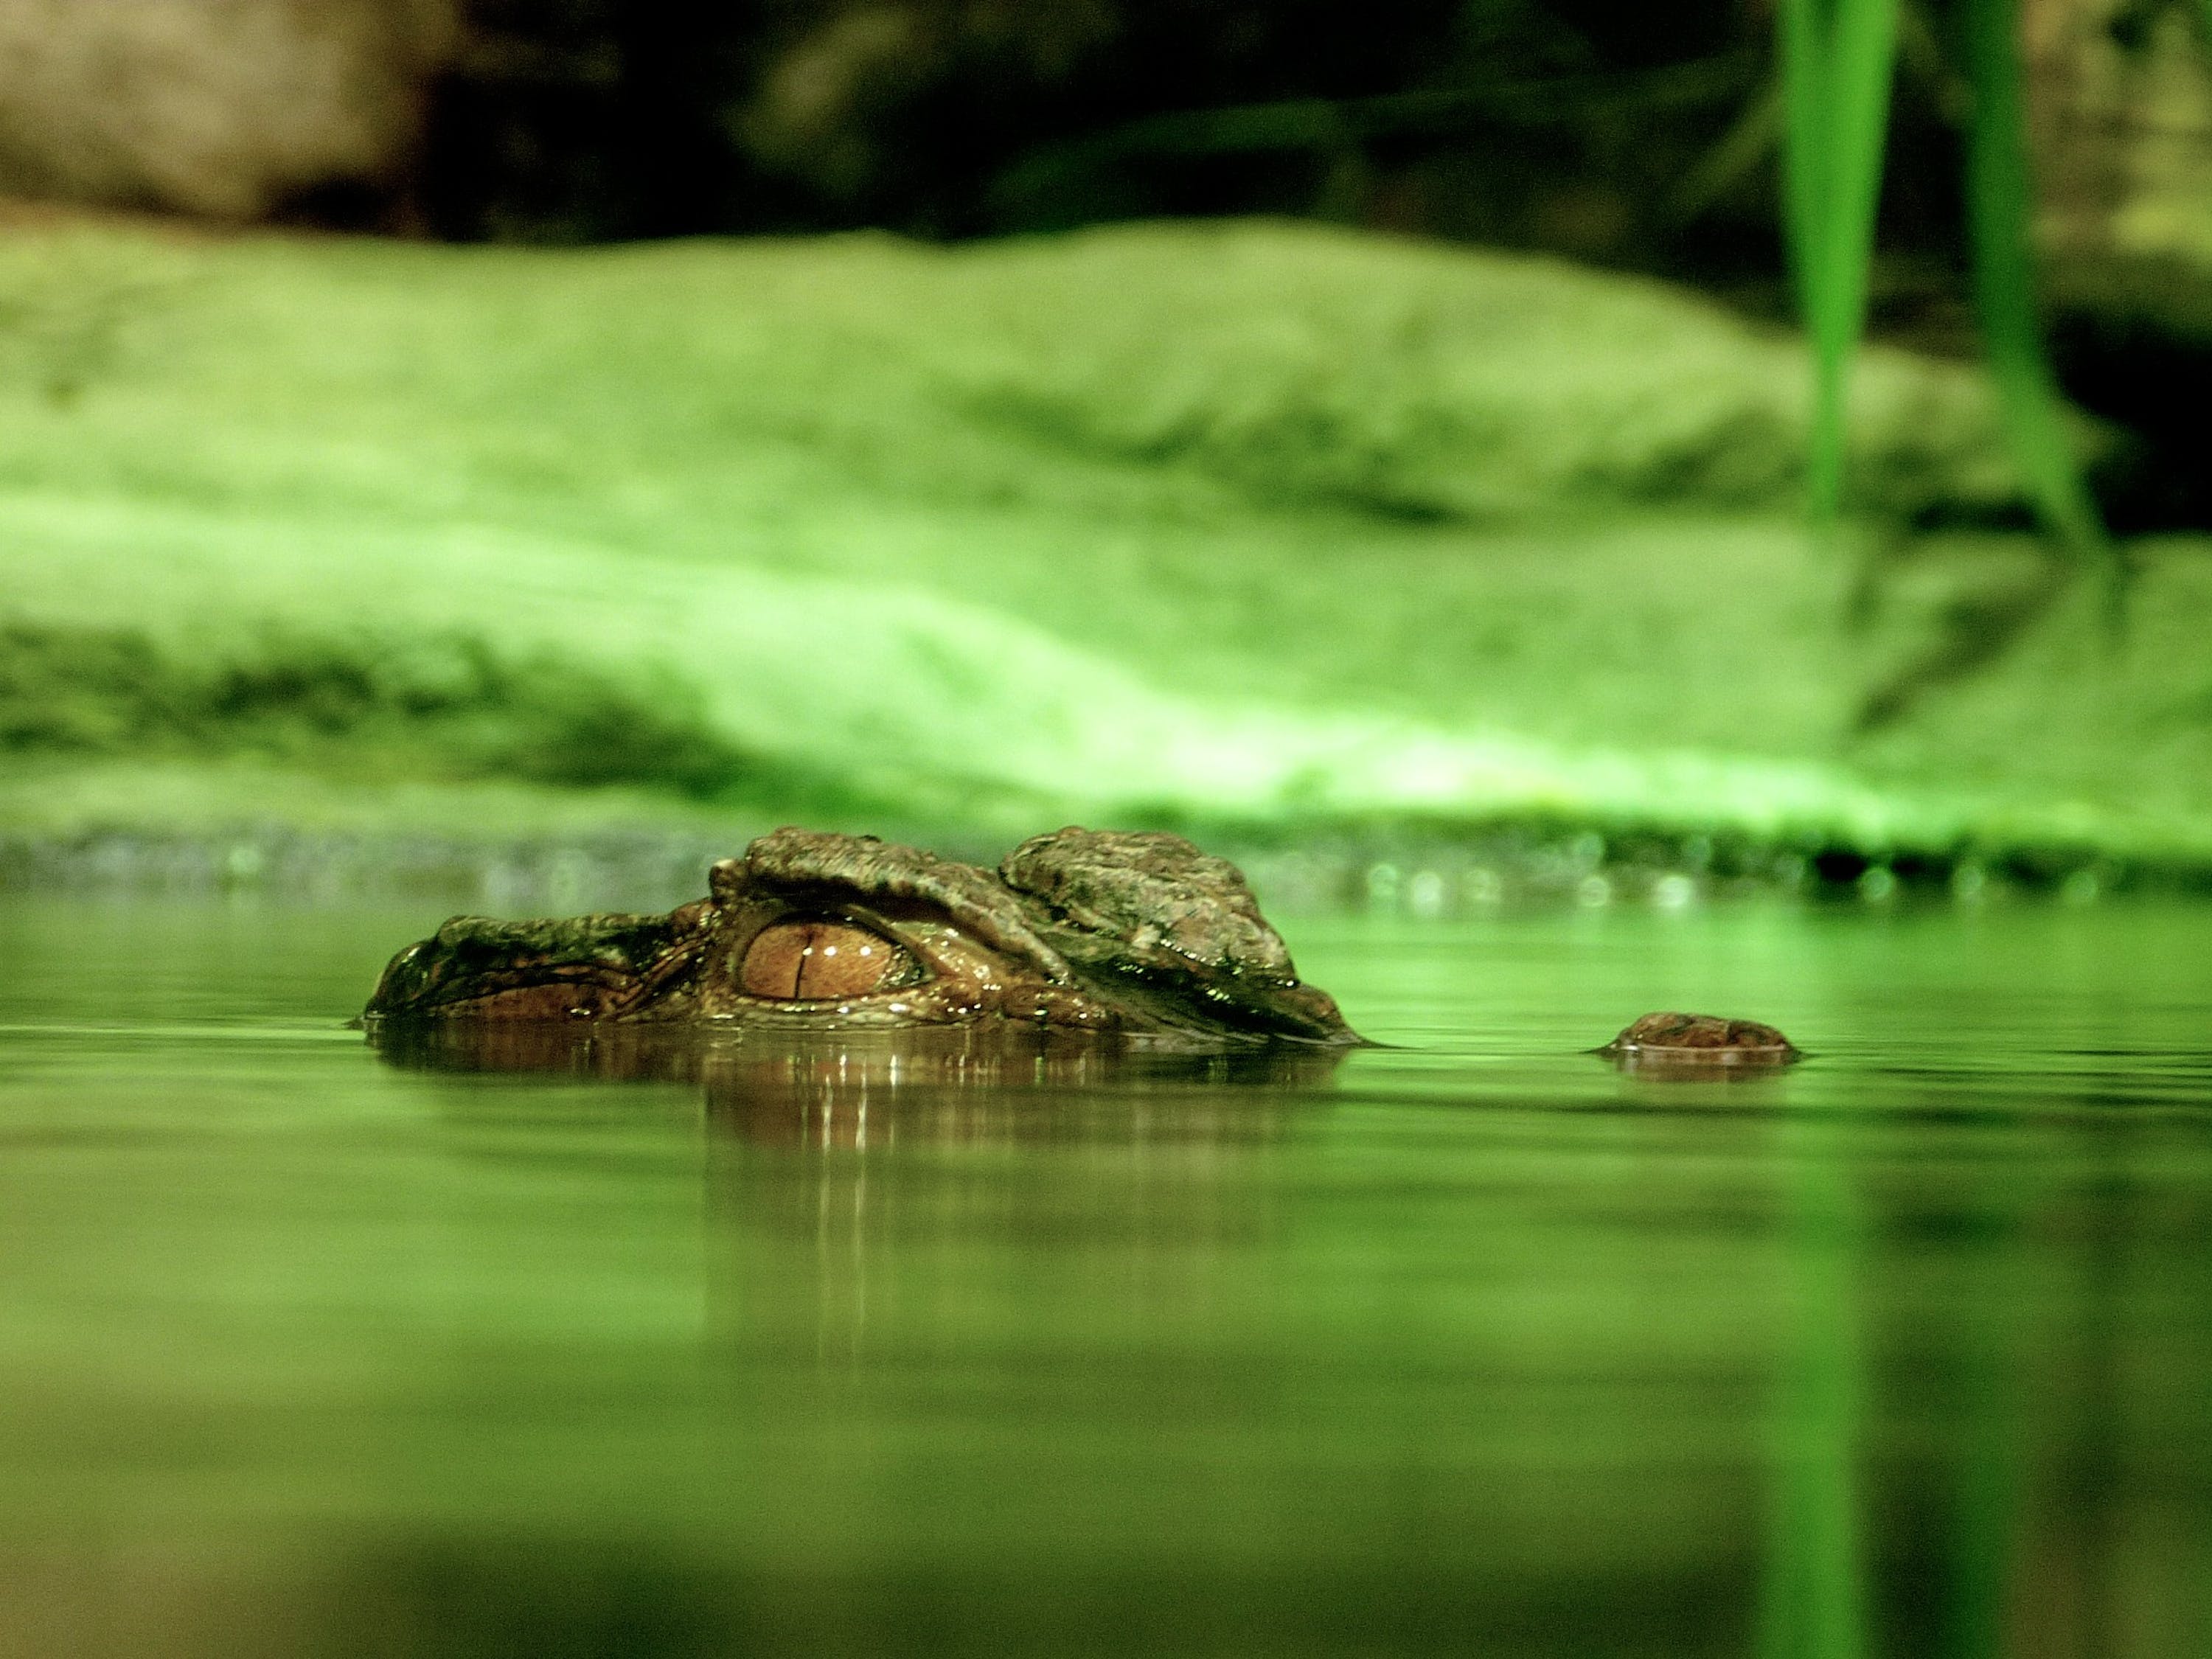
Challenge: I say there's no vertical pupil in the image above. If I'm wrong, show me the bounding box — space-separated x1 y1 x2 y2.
740 921 896 999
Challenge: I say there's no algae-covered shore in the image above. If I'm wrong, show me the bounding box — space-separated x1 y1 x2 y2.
4 215 2211 900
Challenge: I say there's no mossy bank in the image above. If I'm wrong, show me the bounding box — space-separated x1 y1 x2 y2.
4 214 2210 902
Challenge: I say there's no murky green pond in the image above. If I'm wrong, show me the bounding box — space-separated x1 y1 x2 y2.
1 895 2208 1658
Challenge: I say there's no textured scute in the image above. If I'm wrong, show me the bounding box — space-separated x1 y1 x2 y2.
1001 826 1295 981
430 911 677 973
366 910 672 1015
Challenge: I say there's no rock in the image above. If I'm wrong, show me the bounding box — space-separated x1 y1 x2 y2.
1601 1011 1799 1071
925 220 2041 524
0 0 457 220
2026 0 2212 342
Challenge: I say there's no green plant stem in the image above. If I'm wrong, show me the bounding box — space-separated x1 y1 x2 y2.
1779 0 1901 522
1961 0 2121 610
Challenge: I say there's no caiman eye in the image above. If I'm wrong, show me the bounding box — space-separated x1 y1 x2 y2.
738 919 914 1001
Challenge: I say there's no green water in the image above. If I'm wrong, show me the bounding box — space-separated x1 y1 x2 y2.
1 897 2208 1658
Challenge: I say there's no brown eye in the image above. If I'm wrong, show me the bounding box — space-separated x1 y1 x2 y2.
739 919 905 1001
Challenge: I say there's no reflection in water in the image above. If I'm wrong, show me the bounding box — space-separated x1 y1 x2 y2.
1606 1051 1801 1084
1936 1178 2033 1659
369 1021 1346 1150
1761 1110 1871 1659
362 1019 2212 1659
372 1020 1348 1439
1755 1107 2212 1659
8 900 2212 1658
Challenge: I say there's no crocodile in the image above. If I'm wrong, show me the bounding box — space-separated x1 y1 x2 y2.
361 826 1361 1047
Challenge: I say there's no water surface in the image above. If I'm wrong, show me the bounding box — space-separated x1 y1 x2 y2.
1 897 2207 1658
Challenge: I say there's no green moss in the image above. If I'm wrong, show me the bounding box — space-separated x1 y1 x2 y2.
0 215 2204 880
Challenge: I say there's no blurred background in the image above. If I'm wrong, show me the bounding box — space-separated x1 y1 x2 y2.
6 18 2212 1659
7 1 2208 408
4 0 2212 904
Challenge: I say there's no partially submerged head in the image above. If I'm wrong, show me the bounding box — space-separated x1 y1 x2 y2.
361 827 1362 1047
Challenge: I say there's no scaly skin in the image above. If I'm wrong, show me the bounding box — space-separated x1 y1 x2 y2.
361 826 1362 1047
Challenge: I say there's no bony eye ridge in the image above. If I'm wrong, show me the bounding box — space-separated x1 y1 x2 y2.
738 918 912 1001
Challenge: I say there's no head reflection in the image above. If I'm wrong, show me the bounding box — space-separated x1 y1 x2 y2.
368 1022 1346 1149
371 1024 1343 1377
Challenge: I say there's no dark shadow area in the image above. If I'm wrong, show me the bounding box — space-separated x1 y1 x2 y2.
2057 314 2212 534
0 1537 1754 1659
1853 554 2075 734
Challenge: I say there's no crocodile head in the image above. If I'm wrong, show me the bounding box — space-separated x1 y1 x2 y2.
361 827 1362 1048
